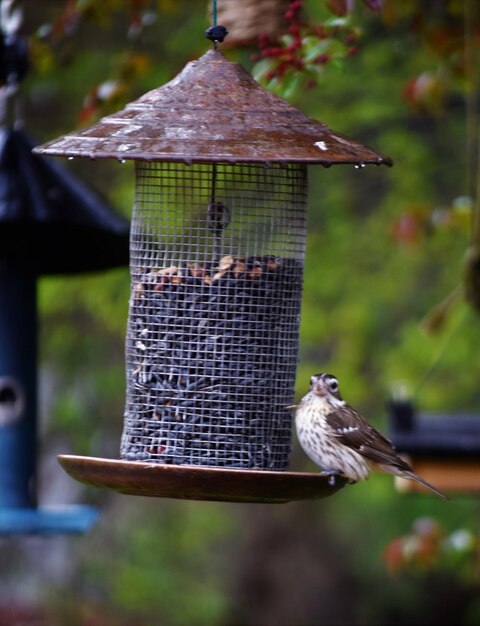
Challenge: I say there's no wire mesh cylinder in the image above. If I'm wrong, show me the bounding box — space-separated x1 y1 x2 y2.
121 162 307 470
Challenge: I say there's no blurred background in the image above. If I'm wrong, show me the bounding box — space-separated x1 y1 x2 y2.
1 1 480 624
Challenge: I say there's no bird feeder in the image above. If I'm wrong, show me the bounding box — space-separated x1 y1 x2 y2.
389 400 480 495
34 43 391 503
0 126 129 533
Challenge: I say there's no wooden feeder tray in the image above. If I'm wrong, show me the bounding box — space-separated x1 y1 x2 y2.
58 455 347 504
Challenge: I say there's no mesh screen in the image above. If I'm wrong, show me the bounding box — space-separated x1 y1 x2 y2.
121 161 307 470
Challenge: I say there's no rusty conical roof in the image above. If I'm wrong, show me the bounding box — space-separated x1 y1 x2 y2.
33 49 392 166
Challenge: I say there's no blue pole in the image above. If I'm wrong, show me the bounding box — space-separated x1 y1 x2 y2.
0 269 37 508
0 269 98 533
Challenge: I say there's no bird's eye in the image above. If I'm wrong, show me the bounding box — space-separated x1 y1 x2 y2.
329 379 339 392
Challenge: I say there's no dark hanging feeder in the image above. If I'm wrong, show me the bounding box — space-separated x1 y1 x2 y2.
0 128 129 274
0 126 129 533
34 41 391 503
389 399 480 495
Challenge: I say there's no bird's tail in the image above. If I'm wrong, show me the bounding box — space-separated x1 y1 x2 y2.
404 470 449 501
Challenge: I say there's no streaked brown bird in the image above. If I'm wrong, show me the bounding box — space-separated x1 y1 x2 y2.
295 373 447 500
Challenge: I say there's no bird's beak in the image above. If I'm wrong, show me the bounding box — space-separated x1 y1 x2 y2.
312 381 327 397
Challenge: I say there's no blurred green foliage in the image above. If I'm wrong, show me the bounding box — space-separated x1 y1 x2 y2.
2 1 479 625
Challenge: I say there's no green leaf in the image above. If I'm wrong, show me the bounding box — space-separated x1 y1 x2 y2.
280 33 296 47
281 72 302 99
252 58 275 82
303 39 330 61
324 15 351 28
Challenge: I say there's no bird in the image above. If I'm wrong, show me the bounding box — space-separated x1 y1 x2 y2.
295 373 447 500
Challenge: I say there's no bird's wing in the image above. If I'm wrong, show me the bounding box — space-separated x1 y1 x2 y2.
325 405 410 470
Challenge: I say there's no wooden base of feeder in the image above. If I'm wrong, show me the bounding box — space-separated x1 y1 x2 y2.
395 456 480 496
58 455 347 504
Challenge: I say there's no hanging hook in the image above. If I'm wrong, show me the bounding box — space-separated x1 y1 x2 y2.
204 0 228 49
204 25 229 49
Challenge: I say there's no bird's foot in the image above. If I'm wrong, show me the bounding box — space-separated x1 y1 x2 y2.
322 469 343 487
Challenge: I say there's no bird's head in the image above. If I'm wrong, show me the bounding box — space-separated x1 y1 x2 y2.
310 373 342 400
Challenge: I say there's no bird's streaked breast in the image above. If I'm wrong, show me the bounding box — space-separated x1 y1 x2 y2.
295 393 371 481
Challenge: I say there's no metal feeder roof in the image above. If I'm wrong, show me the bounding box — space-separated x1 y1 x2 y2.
34 49 392 167
0 127 129 274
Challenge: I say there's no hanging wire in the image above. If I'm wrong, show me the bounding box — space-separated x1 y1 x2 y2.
210 162 217 204
413 306 470 399
212 0 217 27
463 0 480 315
465 0 480 246
207 162 229 263
414 0 480 397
